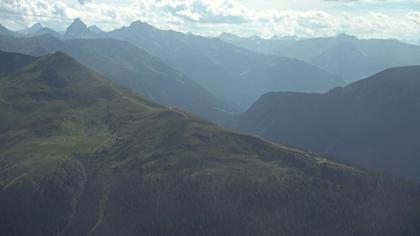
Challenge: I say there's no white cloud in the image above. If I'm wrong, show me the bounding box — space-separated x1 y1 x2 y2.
408 11 420 24
0 0 419 43
78 0 91 5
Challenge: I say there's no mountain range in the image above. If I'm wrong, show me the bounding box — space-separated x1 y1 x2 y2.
8 19 344 109
219 33 420 83
227 66 420 181
0 33 237 123
104 20 345 109
1 50 420 235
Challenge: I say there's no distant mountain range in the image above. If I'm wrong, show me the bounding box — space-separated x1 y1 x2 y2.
104 20 345 109
6 22 420 90
219 33 420 83
1 50 419 235
3 19 344 109
0 34 237 123
1 23 61 38
227 66 420 181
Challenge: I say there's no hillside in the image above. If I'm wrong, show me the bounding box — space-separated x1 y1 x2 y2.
219 33 420 82
0 34 236 123
228 66 420 181
0 50 419 236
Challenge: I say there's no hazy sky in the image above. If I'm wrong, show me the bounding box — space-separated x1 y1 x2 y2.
1 0 420 43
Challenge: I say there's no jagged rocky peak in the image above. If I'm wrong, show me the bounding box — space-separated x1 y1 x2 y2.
65 18 89 36
29 23 43 31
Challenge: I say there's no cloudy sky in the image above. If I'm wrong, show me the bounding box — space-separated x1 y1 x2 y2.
1 0 420 43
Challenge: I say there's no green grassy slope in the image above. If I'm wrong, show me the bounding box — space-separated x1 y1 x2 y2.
0 51 419 236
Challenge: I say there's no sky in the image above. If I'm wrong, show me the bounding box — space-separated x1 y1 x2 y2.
1 0 420 43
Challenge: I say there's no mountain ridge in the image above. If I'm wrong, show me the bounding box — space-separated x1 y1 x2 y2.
0 20 346 109
227 65 420 181
89 20 346 109
218 32 420 82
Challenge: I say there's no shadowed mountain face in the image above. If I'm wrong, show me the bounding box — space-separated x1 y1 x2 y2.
0 51 419 235
0 34 237 123
227 66 420 181
104 21 345 109
219 33 420 82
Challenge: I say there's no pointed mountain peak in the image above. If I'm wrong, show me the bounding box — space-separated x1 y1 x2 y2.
130 20 146 26
22 23 44 34
74 18 86 25
65 18 90 38
67 18 87 31
0 24 16 36
35 27 60 37
88 25 103 33
129 20 155 30
31 23 43 30
123 20 158 34
0 24 13 35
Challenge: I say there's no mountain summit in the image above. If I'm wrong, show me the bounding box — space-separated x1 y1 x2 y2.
88 25 103 33
20 23 43 34
0 24 14 36
65 18 90 38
